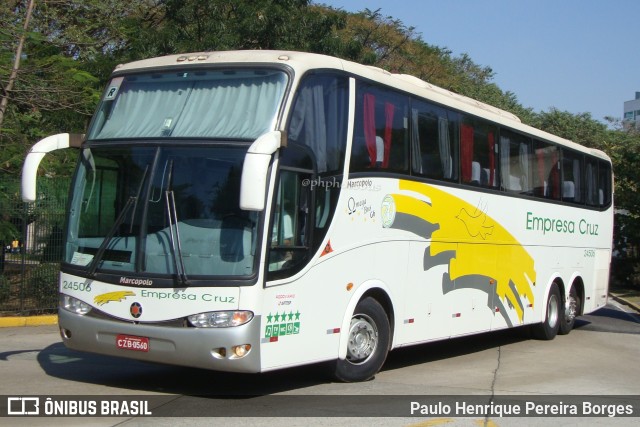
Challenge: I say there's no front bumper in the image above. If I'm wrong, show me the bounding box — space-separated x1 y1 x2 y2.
58 309 262 373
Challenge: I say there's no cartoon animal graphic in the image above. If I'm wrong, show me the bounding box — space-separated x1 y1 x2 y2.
389 180 536 325
94 291 136 306
456 205 494 240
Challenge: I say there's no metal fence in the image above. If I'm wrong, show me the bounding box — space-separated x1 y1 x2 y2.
1 175 70 315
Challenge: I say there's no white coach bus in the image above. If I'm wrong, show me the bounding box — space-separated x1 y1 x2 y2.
22 51 613 382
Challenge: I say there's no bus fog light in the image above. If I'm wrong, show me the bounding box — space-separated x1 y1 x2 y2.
211 348 227 359
60 294 92 315
232 344 251 358
188 311 253 328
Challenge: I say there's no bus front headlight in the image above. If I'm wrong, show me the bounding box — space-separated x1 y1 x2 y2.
60 294 92 315
188 311 253 328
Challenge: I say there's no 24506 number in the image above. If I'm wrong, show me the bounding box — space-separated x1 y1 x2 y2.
62 280 92 292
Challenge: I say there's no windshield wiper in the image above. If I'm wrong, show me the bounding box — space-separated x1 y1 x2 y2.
162 158 189 286
165 189 189 286
87 196 136 277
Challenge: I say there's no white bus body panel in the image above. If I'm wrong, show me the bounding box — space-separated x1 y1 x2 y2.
58 177 611 374
255 176 611 371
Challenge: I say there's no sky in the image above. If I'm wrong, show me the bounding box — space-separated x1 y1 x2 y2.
317 0 639 124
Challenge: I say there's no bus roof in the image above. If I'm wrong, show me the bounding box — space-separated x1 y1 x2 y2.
113 50 610 162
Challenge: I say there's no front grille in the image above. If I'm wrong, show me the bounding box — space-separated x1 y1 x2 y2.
85 307 191 327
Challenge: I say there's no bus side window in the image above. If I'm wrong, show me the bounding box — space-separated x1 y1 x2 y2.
287 73 348 174
351 82 409 174
597 160 612 207
410 99 458 181
499 130 532 194
533 140 560 200
461 116 498 188
561 149 583 204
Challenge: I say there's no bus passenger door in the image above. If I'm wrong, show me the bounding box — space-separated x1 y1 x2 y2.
266 146 315 282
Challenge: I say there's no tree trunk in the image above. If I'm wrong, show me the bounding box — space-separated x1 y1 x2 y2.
0 0 37 132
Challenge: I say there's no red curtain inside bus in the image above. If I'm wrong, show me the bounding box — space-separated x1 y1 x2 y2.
363 93 396 168
461 123 474 182
364 93 377 167
383 102 395 168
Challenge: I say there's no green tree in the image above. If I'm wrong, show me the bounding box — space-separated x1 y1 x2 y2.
124 1 349 59
0 0 35 132
604 122 640 261
0 180 20 243
531 109 640 269
0 0 115 177
531 109 609 150
0 0 638 277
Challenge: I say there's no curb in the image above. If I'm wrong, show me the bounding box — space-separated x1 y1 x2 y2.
0 315 58 328
610 293 640 313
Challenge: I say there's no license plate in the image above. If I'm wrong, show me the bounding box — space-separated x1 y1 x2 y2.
116 334 149 352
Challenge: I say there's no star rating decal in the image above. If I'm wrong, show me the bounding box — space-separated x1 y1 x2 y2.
266 311 300 323
264 311 301 339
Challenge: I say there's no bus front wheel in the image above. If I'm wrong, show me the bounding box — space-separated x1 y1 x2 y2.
333 297 390 382
532 283 561 340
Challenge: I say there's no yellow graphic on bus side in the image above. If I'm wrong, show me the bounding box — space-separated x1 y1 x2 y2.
392 180 536 322
456 206 494 240
94 291 136 306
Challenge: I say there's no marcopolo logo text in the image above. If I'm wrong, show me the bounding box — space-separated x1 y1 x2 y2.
119 277 153 286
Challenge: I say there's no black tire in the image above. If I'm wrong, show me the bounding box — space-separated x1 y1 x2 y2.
559 286 581 335
532 283 561 340
333 297 390 382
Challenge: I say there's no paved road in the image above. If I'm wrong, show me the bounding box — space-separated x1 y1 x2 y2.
0 301 639 426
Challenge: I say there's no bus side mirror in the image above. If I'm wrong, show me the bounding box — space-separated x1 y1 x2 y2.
240 131 286 211
21 133 84 202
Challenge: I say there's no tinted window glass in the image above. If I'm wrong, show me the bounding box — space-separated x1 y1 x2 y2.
499 129 532 194
597 160 612 207
460 116 498 188
562 149 584 204
288 73 348 174
533 140 561 200
411 99 459 181
351 81 410 174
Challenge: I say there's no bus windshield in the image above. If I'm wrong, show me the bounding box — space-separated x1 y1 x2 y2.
65 145 258 280
88 68 287 140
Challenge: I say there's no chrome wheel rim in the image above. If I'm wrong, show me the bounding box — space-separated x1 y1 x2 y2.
548 293 559 328
565 294 577 323
346 314 378 364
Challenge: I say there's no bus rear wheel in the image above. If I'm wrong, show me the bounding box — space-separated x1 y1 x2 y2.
333 297 390 382
532 283 561 340
559 286 580 335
